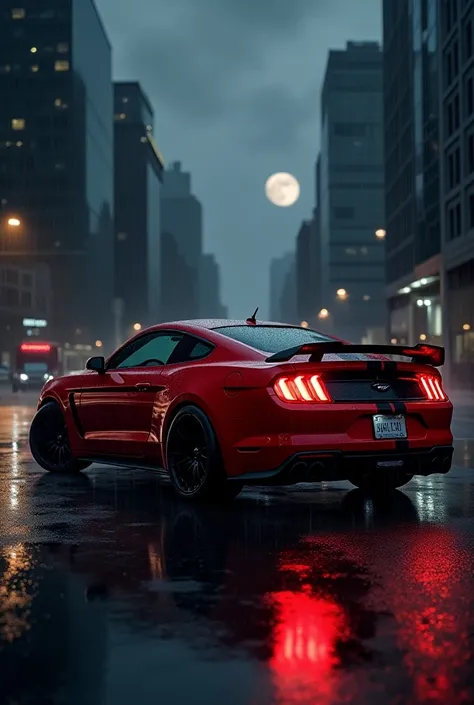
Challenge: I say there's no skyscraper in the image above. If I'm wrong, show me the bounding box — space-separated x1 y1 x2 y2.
199 253 227 319
319 41 385 342
0 0 114 349
269 252 294 322
160 162 202 320
113 82 164 333
383 0 442 351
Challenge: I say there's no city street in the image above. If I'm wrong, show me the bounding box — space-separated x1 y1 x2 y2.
1 392 474 705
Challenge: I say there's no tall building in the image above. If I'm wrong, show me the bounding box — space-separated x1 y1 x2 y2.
319 41 385 342
439 0 474 388
269 252 294 321
113 82 164 334
160 161 202 320
383 0 443 353
295 219 314 324
199 253 227 319
0 0 114 350
278 255 298 325
160 231 198 321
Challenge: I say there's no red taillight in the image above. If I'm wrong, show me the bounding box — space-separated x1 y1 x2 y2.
419 374 447 401
20 343 51 352
274 374 331 403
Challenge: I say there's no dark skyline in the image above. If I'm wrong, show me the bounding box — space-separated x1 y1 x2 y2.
96 0 382 318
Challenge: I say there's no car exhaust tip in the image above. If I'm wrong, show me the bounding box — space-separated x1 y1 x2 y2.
307 462 325 480
291 462 307 481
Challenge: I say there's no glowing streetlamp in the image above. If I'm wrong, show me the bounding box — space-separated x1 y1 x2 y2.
375 228 386 240
318 308 329 320
95 340 103 348
133 322 142 331
300 320 309 328
419 333 427 341
463 323 471 331
7 217 21 227
336 288 348 301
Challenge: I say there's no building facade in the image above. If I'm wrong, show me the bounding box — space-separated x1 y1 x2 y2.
439 0 474 388
269 252 294 322
199 253 227 319
160 161 203 320
319 41 386 342
113 81 164 336
0 0 114 350
384 0 443 354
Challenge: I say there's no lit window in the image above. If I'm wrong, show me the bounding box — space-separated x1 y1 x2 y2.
117 232 128 241
54 98 62 107
0 65 11 74
54 60 69 72
57 42 69 53
30 65 39 73
114 113 126 121
11 118 25 130
140 136 148 143
122 97 129 103
12 8 26 19
16 141 23 147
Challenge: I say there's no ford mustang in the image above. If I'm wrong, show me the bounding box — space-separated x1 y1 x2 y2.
29 318 454 501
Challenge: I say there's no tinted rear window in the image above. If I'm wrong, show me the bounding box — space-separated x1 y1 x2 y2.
214 326 333 353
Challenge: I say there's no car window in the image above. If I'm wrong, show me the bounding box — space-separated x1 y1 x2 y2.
187 340 213 360
109 333 184 369
213 325 334 353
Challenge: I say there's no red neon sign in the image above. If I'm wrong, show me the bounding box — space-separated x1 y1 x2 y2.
20 344 51 353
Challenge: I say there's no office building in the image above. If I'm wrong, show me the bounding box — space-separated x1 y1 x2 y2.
160 162 203 319
383 0 443 354
319 41 385 342
0 0 114 349
160 231 198 321
278 254 298 325
295 211 321 327
199 253 227 319
114 82 164 333
439 0 474 388
269 252 294 321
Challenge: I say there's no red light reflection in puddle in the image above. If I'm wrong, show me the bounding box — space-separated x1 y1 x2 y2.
266 588 347 704
396 528 472 704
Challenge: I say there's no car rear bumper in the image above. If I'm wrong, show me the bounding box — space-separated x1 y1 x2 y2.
230 445 454 485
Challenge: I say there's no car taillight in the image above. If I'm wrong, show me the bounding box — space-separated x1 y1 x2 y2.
419 374 447 401
273 374 332 403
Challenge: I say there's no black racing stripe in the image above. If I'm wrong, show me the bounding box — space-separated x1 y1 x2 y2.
383 361 398 377
367 361 383 375
392 401 410 451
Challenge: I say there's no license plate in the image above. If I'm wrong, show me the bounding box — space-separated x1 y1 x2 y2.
372 414 407 439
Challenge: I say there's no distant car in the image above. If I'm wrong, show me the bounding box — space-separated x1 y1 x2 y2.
28 318 454 501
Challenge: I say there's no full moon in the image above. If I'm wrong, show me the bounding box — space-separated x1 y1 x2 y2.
265 172 300 207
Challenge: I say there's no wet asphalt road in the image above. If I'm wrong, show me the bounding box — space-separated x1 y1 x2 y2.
1 392 474 705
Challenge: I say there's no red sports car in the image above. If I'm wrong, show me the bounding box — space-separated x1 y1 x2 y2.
29 318 454 501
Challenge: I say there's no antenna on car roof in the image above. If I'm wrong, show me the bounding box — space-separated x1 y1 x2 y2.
246 307 259 326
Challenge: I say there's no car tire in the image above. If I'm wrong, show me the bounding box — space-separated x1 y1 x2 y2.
29 401 91 474
347 470 413 494
166 404 243 502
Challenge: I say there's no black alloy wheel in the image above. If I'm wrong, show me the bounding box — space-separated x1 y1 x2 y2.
166 405 243 502
29 401 91 473
347 469 413 494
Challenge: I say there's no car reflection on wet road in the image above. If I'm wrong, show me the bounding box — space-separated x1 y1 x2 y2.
1 396 474 705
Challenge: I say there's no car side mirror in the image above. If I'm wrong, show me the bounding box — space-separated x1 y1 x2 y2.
86 356 105 374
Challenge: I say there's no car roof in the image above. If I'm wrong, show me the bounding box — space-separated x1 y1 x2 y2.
153 319 303 331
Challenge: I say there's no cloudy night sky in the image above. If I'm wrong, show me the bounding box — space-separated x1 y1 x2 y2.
96 0 382 319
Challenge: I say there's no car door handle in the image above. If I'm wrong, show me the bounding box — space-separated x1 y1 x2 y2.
135 382 151 391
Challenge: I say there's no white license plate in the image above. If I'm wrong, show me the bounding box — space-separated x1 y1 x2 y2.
373 414 407 439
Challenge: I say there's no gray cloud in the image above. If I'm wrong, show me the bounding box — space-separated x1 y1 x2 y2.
100 0 332 133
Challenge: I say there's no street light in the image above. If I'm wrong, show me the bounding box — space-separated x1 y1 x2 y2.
300 320 309 328
133 322 142 331
375 228 386 240
336 288 348 300
463 323 471 331
95 340 103 348
318 308 329 319
7 217 21 227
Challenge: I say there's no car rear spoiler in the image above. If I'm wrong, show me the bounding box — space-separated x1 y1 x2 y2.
265 342 445 367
